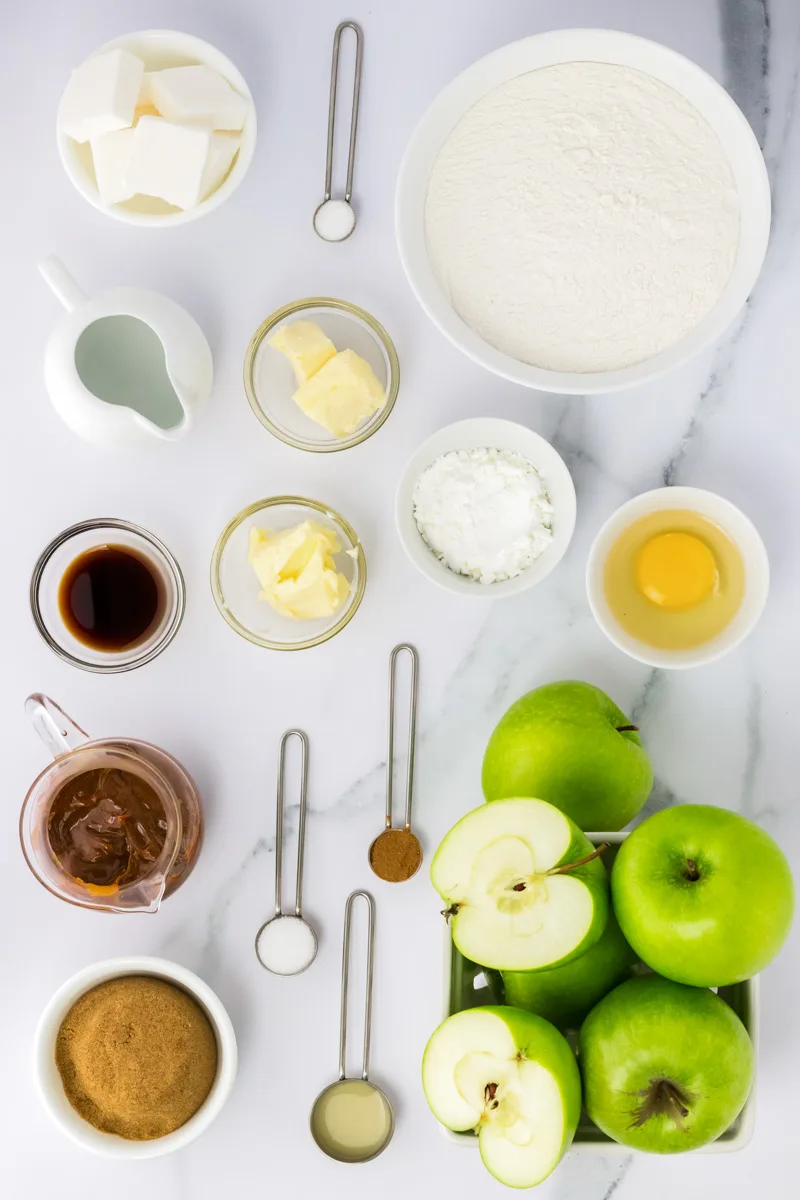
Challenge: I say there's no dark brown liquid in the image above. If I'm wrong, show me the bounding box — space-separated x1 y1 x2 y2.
47 767 168 888
58 545 163 651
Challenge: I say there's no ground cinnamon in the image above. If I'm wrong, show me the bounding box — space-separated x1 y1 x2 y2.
55 975 218 1140
369 827 422 882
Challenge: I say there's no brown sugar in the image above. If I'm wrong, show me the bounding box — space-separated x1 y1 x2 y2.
55 975 218 1141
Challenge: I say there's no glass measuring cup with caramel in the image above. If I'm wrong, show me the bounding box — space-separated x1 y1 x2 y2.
20 695 203 913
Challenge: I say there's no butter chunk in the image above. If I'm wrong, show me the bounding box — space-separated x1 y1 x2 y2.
148 65 249 131
134 72 160 121
248 522 350 621
59 49 144 144
126 116 211 210
200 132 241 200
292 349 385 438
269 321 337 386
90 127 136 205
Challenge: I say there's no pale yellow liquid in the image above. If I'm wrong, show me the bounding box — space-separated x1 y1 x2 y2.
311 1079 393 1162
604 509 745 650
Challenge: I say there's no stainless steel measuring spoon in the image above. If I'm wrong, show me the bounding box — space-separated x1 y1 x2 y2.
369 644 422 882
310 890 394 1162
313 21 363 241
255 730 318 975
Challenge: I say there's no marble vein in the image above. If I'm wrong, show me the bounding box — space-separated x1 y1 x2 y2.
719 0 770 147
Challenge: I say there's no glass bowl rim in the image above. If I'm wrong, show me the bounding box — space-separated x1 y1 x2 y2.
243 296 400 453
29 518 186 674
209 495 367 651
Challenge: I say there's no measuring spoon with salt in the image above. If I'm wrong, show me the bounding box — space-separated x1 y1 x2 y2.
369 644 422 883
313 22 363 241
255 730 318 975
310 890 394 1162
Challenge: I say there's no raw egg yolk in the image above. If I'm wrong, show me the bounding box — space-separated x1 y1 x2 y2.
635 532 717 610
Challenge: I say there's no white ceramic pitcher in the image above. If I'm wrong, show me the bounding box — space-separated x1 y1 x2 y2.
40 255 213 448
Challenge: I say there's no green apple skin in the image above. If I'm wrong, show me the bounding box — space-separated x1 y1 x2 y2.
422 1006 581 1188
612 805 795 986
501 913 638 1030
482 681 653 831
579 975 754 1153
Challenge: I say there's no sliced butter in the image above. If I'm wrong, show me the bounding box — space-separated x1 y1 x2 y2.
292 349 385 438
248 522 349 621
269 321 337 385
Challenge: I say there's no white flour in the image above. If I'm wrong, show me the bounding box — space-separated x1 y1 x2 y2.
425 62 740 373
413 448 553 584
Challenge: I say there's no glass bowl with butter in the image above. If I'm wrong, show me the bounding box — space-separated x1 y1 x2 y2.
210 497 366 650
244 298 399 452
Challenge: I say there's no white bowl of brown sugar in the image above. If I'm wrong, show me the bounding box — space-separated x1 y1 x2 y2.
34 956 238 1157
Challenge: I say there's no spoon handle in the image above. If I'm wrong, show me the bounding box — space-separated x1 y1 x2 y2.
338 890 375 1081
274 730 310 917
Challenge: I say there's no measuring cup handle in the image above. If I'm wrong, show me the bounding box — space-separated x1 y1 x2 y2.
338 890 376 1082
25 694 90 759
38 255 87 312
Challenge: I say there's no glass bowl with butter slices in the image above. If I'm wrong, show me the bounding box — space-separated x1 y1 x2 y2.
210 497 366 650
244 298 399 452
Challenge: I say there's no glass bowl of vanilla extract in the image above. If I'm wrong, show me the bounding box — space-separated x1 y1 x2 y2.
30 519 186 673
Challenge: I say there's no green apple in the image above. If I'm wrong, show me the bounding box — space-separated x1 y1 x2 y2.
431 798 609 971
612 804 795 986
422 1006 581 1188
502 912 638 1029
579 975 754 1152
482 681 653 831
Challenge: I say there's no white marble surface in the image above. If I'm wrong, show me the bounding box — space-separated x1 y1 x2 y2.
2 0 798 1196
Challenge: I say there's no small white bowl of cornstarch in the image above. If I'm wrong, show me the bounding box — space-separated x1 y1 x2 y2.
395 418 576 597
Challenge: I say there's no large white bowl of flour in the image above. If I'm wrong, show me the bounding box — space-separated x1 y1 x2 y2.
396 29 771 394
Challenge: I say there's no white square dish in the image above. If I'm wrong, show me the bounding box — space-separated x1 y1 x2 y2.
439 831 758 1154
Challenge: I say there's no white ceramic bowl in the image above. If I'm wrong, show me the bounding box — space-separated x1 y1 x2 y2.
586 486 770 669
57 30 257 226
396 29 771 394
34 956 238 1158
396 418 576 598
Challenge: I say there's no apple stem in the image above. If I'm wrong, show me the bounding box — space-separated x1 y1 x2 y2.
683 858 701 882
441 904 460 923
547 843 609 875
616 725 639 733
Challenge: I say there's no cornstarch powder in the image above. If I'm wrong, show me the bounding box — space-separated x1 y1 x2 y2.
413 448 553 584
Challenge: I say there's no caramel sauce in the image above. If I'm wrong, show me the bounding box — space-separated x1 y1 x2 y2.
47 768 168 888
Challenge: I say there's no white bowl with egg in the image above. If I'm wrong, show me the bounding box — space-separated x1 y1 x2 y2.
586 486 770 668
57 30 256 225
396 29 770 394
34 956 238 1158
396 418 576 597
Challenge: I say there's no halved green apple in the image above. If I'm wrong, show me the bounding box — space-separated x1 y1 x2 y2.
422 1006 581 1188
431 798 609 970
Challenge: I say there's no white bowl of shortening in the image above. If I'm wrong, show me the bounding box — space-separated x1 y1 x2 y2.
396 419 576 597
396 29 771 394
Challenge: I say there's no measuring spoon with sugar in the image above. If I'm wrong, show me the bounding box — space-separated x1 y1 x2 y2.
313 21 363 241
255 730 318 975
